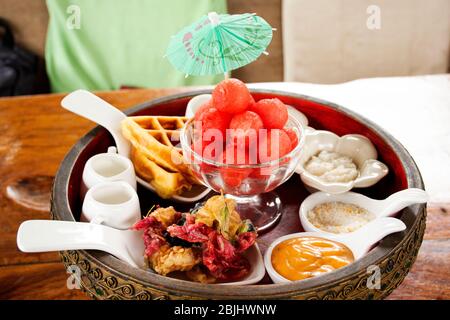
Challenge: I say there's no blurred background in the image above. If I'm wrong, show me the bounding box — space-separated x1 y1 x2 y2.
0 0 449 96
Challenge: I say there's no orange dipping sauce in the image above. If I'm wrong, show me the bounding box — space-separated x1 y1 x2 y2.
271 236 354 281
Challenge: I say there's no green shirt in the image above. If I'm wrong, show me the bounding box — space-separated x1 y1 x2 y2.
45 0 226 92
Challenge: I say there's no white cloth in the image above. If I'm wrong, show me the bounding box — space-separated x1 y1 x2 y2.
250 74 450 203
282 0 450 83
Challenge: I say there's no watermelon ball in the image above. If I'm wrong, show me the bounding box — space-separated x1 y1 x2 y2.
229 111 263 147
193 138 223 175
283 128 299 152
212 78 252 114
219 144 251 188
190 139 211 163
250 98 288 129
194 99 231 151
194 99 213 121
258 129 292 163
196 107 231 142
202 137 224 162
218 142 250 165
249 94 256 108
222 171 242 189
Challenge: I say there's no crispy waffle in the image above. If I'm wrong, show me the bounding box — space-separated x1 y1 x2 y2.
121 116 198 199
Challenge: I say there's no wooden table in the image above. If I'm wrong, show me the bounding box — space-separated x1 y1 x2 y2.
0 88 448 300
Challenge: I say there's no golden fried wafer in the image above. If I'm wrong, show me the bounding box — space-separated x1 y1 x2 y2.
131 147 191 198
121 116 198 198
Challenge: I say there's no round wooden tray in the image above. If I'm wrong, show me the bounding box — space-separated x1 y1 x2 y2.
51 89 426 300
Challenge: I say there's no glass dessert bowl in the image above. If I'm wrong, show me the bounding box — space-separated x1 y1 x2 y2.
180 114 305 232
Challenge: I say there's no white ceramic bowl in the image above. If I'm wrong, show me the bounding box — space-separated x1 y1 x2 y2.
81 181 141 230
296 130 389 194
264 217 406 283
299 188 429 234
81 146 137 198
219 243 265 285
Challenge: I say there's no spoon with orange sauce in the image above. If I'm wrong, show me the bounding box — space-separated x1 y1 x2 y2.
264 217 406 283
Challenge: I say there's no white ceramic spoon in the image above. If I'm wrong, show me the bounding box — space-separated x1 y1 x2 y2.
61 90 211 203
299 188 428 233
16 219 265 285
16 220 145 268
265 217 406 283
61 89 131 157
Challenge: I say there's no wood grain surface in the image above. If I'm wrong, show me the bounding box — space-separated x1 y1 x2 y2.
0 89 448 300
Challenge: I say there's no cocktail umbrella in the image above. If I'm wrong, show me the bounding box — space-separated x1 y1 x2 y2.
165 12 273 77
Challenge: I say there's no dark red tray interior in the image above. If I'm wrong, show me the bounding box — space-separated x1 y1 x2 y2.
66 93 408 284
